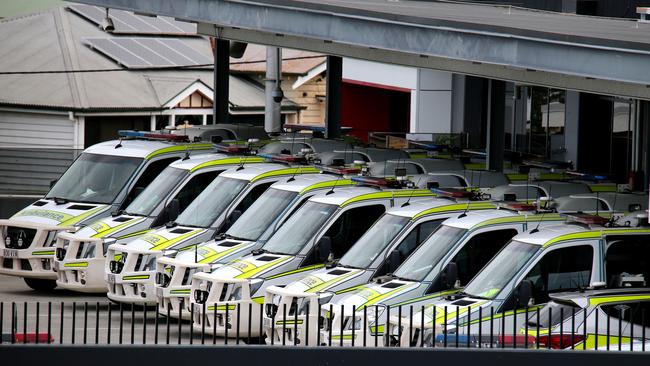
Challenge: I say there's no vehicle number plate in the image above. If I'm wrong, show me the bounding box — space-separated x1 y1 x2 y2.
156 287 163 297
3 249 18 258
107 274 116 284
263 317 272 329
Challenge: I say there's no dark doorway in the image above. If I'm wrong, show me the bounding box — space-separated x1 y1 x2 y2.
84 116 150 147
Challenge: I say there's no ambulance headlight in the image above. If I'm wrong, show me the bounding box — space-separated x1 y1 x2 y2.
318 292 334 305
102 238 117 255
249 278 264 295
71 226 83 233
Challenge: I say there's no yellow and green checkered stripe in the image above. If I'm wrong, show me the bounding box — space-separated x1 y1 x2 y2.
251 167 320 183
145 143 213 160
342 190 434 207
190 157 265 172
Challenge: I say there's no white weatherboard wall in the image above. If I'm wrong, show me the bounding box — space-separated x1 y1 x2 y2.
342 58 453 134
0 110 82 194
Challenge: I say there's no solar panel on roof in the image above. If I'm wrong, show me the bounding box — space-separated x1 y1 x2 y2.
68 4 197 35
85 38 211 68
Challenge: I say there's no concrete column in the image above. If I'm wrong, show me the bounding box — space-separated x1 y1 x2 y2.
564 91 580 168
641 100 650 188
150 115 156 131
487 79 506 172
411 69 452 133
214 38 230 124
450 74 466 134
325 55 342 139
265 47 283 133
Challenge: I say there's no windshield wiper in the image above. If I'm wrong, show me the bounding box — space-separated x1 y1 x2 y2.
390 274 415 282
224 233 252 241
48 197 69 205
337 263 362 270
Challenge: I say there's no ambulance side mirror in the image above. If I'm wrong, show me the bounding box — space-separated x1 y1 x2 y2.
317 236 332 262
516 280 533 307
442 262 458 290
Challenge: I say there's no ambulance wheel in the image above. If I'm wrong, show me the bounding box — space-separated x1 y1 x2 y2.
24 278 57 292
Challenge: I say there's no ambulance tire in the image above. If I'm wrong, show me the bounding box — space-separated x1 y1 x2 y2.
24 278 57 292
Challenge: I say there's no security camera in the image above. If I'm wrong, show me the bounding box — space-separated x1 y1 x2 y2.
272 87 284 103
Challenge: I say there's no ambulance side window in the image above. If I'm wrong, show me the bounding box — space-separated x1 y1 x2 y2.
277 196 310 228
600 301 650 327
173 171 223 211
519 245 593 306
605 236 650 288
152 170 223 227
303 204 385 265
394 219 443 262
231 182 273 216
452 229 517 286
376 219 443 276
120 157 178 209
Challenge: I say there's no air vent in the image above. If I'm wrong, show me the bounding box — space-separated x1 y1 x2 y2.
170 228 192 234
113 216 132 223
218 241 241 247
256 256 279 262
33 201 48 207
451 299 475 306
327 269 349 276
381 282 404 289
67 205 96 211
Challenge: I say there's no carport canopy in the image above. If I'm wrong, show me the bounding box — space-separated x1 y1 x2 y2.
72 0 650 100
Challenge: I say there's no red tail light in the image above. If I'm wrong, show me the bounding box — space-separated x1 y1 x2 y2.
536 334 585 349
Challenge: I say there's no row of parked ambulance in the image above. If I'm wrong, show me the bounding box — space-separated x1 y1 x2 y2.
1 128 649 350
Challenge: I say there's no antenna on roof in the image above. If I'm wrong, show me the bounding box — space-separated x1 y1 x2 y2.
531 184 552 233
115 138 123 149
401 175 424 207
326 143 348 195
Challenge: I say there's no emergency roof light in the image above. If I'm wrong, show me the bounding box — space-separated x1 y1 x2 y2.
214 143 253 154
317 165 362 176
565 170 608 181
497 202 537 212
430 187 475 199
351 176 404 189
283 124 353 133
562 213 610 226
257 153 308 164
118 130 189 142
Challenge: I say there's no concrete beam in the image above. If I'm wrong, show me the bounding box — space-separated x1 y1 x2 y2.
76 0 650 99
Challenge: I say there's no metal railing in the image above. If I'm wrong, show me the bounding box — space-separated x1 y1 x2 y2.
1 301 648 351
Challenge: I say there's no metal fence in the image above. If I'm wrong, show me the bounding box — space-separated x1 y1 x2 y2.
1 301 648 351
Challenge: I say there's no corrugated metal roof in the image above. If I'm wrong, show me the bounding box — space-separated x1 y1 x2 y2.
229 43 326 75
0 7 298 111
